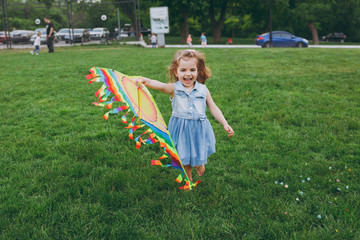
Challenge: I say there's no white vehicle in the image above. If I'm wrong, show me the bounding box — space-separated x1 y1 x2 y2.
90 27 109 40
30 29 58 44
55 28 70 40
34 28 46 33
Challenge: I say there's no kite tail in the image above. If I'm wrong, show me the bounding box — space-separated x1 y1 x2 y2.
87 67 198 190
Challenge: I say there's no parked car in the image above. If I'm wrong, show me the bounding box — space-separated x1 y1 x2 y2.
55 28 70 40
34 28 46 33
321 33 346 43
64 28 90 43
0 31 11 43
90 28 109 40
255 31 308 48
6 30 35 44
141 28 151 36
30 29 58 44
116 31 131 39
116 27 151 39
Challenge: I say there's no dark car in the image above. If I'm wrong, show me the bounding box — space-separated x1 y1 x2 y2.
65 29 90 43
0 31 11 43
141 28 151 36
255 31 308 48
116 27 151 39
6 30 35 44
321 33 346 43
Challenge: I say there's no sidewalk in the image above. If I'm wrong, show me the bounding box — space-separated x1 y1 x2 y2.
146 44 261 48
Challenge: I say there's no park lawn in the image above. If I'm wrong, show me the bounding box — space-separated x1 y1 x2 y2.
0 46 359 239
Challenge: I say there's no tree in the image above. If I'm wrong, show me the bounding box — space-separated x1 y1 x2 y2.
114 0 139 37
160 0 201 43
330 0 360 42
290 0 332 45
206 0 229 43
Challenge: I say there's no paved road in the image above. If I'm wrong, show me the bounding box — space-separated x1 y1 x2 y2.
2 41 360 49
152 44 360 49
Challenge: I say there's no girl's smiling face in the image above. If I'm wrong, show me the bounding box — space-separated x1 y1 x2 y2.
175 57 198 90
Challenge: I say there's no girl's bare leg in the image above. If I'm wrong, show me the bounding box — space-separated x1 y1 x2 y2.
196 165 205 177
183 165 192 183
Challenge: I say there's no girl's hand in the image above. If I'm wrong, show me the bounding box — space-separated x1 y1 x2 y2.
224 125 234 137
136 77 150 88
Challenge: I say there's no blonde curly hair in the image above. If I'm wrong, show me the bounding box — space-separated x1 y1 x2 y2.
168 49 211 84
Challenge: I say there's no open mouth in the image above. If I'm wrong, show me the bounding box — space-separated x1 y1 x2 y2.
183 78 192 83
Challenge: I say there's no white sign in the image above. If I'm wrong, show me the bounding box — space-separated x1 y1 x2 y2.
101 15 107 21
35 19 41 25
150 7 169 34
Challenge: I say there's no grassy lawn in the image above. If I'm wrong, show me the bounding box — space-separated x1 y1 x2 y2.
0 46 359 239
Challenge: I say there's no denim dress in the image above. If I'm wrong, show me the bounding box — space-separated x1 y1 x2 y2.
168 81 216 167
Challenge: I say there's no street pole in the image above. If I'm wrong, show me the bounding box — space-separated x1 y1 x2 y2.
117 8 120 33
269 0 273 47
1 0 7 46
133 0 138 40
1 0 11 48
137 0 141 37
66 0 72 45
70 0 74 45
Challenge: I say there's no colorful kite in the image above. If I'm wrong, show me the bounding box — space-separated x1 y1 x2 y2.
86 67 201 190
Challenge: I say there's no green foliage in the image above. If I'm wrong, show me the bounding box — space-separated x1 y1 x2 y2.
224 14 254 38
7 17 34 30
2 0 360 41
0 46 359 239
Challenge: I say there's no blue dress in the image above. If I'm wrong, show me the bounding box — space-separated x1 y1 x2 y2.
168 81 216 167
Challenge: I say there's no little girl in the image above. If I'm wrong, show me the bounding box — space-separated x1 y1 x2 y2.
186 34 192 48
200 32 207 47
31 31 41 55
140 49 234 184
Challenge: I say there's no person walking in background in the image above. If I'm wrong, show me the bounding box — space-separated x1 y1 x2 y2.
200 32 207 48
151 33 157 48
139 49 234 188
187 34 193 48
30 31 41 55
44 17 54 53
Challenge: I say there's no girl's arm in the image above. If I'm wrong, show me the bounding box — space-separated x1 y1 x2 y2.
206 89 234 137
139 77 174 95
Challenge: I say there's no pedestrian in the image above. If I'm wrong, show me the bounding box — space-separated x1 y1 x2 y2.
200 32 207 47
44 17 54 53
30 31 41 55
139 49 234 188
187 34 192 48
151 33 157 48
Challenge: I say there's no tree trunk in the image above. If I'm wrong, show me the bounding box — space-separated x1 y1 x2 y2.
212 24 222 43
209 0 228 43
180 11 189 44
308 22 319 45
119 2 138 39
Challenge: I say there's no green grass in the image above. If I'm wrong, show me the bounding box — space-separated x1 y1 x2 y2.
0 46 359 239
